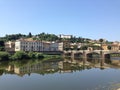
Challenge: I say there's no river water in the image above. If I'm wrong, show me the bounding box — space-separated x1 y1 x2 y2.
0 58 120 90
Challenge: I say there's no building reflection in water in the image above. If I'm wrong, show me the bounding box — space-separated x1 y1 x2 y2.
0 57 119 77
13 61 60 76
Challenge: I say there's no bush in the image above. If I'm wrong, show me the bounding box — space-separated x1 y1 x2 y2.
0 52 10 60
28 52 36 58
35 53 44 59
0 47 5 51
64 48 70 51
107 46 111 50
0 51 59 61
28 52 44 59
12 51 29 60
80 46 88 50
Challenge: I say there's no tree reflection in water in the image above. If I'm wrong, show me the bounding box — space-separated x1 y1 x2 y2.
0 58 119 77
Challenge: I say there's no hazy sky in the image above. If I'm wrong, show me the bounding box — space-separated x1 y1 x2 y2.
0 0 120 41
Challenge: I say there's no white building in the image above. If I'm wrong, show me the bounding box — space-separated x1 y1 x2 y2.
15 38 63 52
59 34 72 39
15 39 43 52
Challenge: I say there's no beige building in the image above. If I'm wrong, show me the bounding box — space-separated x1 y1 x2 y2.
111 42 120 51
111 44 119 51
102 44 108 50
5 41 15 51
58 42 64 51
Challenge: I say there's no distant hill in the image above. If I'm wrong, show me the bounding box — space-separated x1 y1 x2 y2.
0 32 93 43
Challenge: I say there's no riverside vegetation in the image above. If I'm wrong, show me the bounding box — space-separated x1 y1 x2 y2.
0 51 61 61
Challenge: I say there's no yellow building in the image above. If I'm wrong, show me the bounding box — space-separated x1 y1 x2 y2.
102 44 108 50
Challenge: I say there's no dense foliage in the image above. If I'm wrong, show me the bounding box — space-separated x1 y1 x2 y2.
28 52 44 59
0 52 10 60
12 51 44 60
35 32 59 41
12 51 29 60
0 40 5 51
0 51 44 61
69 36 91 43
0 32 92 43
2 34 26 41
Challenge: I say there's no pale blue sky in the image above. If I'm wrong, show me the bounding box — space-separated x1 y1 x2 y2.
0 0 120 41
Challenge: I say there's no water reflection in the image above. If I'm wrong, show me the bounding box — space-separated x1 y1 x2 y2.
0 58 119 77
0 58 120 90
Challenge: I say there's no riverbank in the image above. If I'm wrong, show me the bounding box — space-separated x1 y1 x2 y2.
0 51 62 61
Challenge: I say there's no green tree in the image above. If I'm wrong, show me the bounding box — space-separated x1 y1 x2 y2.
36 32 58 41
28 52 36 58
4 34 26 41
0 40 4 46
99 38 104 50
35 53 44 59
107 45 111 50
99 38 104 43
12 51 29 60
0 40 5 51
28 32 32 38
80 46 88 50
73 45 78 50
0 52 10 60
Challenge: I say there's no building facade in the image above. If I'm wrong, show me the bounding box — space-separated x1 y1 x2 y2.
102 44 108 50
111 44 119 51
15 38 63 52
111 42 120 51
15 39 43 51
5 41 15 51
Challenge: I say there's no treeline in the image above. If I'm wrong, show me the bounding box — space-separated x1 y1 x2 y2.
35 32 59 41
0 32 91 43
0 40 5 51
0 33 26 41
69 36 91 43
0 51 44 61
0 51 61 61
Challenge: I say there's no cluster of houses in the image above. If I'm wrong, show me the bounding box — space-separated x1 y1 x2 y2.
4 34 120 52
